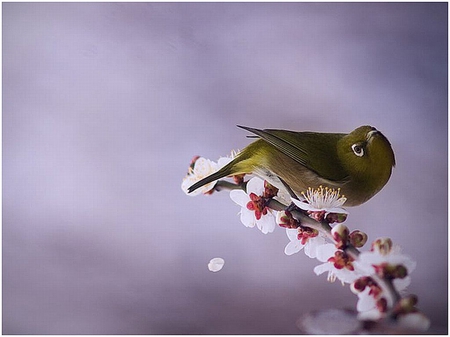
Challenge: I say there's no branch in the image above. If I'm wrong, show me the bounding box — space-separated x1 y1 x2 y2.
269 197 401 319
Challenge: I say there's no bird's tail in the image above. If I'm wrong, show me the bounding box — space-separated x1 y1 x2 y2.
188 128 261 193
187 161 236 193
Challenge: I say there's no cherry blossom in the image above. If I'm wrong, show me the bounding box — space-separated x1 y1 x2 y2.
314 243 360 284
229 177 277 234
292 186 348 223
283 227 327 258
181 155 234 196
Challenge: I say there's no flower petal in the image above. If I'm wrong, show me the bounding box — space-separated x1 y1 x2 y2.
194 157 217 176
181 176 197 195
285 241 304 255
393 276 411 292
256 212 276 234
325 207 348 215
313 263 331 276
286 228 299 242
356 288 376 312
238 209 254 228
208 257 225 272
291 198 314 211
230 190 249 207
335 269 359 284
246 176 265 195
304 236 327 258
315 243 337 262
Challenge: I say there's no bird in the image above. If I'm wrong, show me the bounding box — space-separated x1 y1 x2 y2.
187 125 395 206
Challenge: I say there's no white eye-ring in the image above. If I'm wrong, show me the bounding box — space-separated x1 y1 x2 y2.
352 144 364 157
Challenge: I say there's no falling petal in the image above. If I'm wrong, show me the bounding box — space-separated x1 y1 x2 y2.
208 257 225 272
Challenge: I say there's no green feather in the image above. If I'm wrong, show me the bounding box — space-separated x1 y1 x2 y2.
238 126 348 181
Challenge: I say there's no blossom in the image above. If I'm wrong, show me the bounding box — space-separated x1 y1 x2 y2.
229 177 277 234
350 277 386 320
353 288 384 321
351 288 430 331
351 239 417 320
283 227 327 258
354 244 416 283
292 186 348 223
331 223 350 249
349 230 368 248
313 244 360 284
181 155 234 196
208 257 225 272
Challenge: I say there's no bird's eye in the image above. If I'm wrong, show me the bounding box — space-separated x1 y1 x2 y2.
352 144 364 157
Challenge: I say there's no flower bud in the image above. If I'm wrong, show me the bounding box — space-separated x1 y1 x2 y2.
376 297 388 313
331 223 349 249
328 250 354 271
371 237 393 255
351 277 369 293
393 264 408 279
395 295 418 314
326 212 348 224
263 181 279 198
276 210 300 229
349 230 368 248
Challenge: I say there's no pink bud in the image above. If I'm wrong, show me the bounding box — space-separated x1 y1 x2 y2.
371 237 393 255
349 230 368 248
331 223 349 249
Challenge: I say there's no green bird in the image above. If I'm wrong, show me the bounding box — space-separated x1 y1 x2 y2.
188 125 395 206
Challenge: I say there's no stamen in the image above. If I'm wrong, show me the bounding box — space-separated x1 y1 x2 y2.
301 186 347 209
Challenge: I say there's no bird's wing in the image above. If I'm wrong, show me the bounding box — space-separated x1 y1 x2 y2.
237 125 349 182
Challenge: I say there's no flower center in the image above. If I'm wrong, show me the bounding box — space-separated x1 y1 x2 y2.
297 226 319 245
302 186 346 209
246 193 269 220
328 250 354 271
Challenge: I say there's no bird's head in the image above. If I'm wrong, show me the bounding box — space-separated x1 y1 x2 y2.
338 125 395 190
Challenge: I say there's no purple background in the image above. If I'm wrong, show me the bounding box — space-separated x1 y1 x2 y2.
3 3 447 334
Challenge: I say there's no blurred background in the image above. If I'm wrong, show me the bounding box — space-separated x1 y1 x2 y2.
3 2 447 334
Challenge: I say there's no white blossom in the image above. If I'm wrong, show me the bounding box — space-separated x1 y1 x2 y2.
181 157 219 196
229 177 277 234
351 242 417 321
354 245 416 278
181 154 234 196
283 228 327 258
313 244 360 284
292 186 348 216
